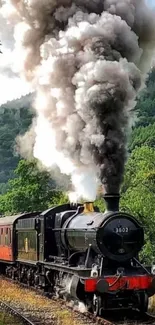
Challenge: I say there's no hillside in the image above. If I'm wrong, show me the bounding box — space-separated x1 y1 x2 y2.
0 93 71 193
0 94 34 192
120 68 155 262
134 68 155 128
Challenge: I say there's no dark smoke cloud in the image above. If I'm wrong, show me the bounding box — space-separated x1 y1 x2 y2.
1 0 155 199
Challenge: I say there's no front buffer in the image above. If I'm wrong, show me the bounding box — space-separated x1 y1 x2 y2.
83 273 155 315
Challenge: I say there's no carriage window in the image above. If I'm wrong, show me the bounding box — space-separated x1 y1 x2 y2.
0 228 4 245
9 229 11 245
5 228 9 245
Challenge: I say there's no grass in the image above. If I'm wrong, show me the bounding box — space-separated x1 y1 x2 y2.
0 279 89 325
1 278 154 324
0 310 23 325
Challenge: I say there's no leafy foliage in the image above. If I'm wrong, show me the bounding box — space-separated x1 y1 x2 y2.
0 95 33 190
134 68 155 127
94 197 105 212
0 159 67 214
120 146 155 262
129 123 155 151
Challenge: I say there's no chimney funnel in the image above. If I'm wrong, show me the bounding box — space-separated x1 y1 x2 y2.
103 194 120 212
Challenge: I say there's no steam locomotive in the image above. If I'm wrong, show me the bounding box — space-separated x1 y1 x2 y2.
0 194 154 316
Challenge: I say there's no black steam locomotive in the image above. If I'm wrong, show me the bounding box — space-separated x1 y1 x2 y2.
0 194 155 316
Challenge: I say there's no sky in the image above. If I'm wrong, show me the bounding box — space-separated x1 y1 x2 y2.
0 12 31 105
0 0 154 106
0 43 31 103
146 0 155 6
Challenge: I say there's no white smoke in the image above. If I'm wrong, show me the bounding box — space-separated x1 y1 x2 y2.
64 275 88 313
0 6 31 104
67 299 88 313
0 0 155 201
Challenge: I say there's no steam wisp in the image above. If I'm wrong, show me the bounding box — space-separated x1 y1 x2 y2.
1 0 155 200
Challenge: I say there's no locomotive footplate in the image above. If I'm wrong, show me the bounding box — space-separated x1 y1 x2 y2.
43 261 92 277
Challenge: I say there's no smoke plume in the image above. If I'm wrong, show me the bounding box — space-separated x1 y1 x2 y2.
0 8 31 104
1 0 155 200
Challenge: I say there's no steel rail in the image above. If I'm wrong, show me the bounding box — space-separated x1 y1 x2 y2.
0 300 39 325
2 276 155 325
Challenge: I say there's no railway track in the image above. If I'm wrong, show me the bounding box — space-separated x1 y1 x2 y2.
0 276 114 325
1 276 155 325
0 300 41 325
0 300 114 325
144 312 155 324
106 309 155 325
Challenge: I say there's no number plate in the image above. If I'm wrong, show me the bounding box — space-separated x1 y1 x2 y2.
114 227 129 233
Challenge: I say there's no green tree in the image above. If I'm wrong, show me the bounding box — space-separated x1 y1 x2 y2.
120 146 155 262
0 159 66 214
0 95 33 189
134 68 155 128
129 123 155 151
94 197 105 212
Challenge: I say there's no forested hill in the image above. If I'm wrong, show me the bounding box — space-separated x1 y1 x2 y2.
128 68 155 151
0 94 34 192
0 93 70 194
134 68 155 128
120 68 155 262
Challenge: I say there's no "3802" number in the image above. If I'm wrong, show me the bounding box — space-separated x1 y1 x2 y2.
115 227 129 233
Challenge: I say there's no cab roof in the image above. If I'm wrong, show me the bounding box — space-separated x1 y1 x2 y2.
0 212 39 226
